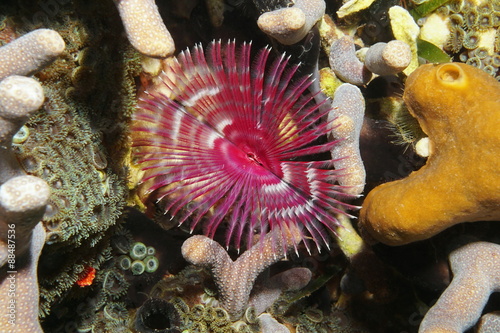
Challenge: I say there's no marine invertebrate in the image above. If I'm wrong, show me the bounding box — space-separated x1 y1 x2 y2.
420 0 500 78
113 0 175 57
131 259 146 275
463 30 480 49
418 12 450 50
329 36 372 86
364 40 412 76
258 313 290 333
0 74 50 332
388 6 420 75
144 255 159 273
478 312 500 333
135 298 181 333
116 240 159 275
130 241 148 260
1 1 138 316
177 300 254 332
0 223 46 333
327 83 365 195
100 269 129 299
446 25 465 53
0 175 50 263
249 267 312 315
13 76 129 314
14 83 127 247
76 266 97 287
0 75 44 184
257 0 326 45
182 231 302 319
293 304 370 332
419 241 500 333
329 37 411 86
359 62 500 245
368 95 426 147
132 40 355 251
118 255 132 270
100 302 129 330
0 79 49 325
0 29 65 80
337 0 378 18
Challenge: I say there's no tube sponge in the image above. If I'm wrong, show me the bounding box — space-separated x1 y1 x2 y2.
0 76 45 185
359 63 500 245
364 40 412 76
0 175 50 261
257 0 325 45
419 242 500 333
0 29 65 80
329 36 371 85
0 223 46 333
113 0 175 57
327 83 366 195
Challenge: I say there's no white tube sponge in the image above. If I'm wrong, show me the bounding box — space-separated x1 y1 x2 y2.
478 312 500 333
0 223 46 333
0 29 65 80
0 76 45 184
257 0 326 45
328 83 366 196
388 6 420 75
258 313 291 333
0 175 50 265
419 242 500 333
114 0 175 57
329 36 371 85
182 228 302 319
364 40 412 76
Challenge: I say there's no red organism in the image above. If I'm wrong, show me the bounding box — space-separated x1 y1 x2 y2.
76 266 96 287
132 40 354 252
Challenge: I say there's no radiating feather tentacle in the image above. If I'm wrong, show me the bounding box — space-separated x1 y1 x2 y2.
131 40 357 250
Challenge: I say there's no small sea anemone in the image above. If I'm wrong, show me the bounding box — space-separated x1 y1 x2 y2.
130 241 148 260
132 40 354 251
144 256 160 273
135 298 182 333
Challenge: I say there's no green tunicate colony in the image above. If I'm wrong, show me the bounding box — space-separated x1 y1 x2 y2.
118 241 159 275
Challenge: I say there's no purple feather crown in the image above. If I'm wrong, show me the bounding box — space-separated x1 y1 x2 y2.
131 40 355 252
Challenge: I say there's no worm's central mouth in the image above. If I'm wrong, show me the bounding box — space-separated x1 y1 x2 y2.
246 152 263 166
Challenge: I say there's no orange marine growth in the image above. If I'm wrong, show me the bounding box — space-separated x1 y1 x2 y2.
359 63 500 246
76 266 96 287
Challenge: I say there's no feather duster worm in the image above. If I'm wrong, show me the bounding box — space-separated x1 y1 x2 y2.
131 40 355 252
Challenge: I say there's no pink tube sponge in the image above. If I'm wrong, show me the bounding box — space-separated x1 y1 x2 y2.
420 242 500 333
